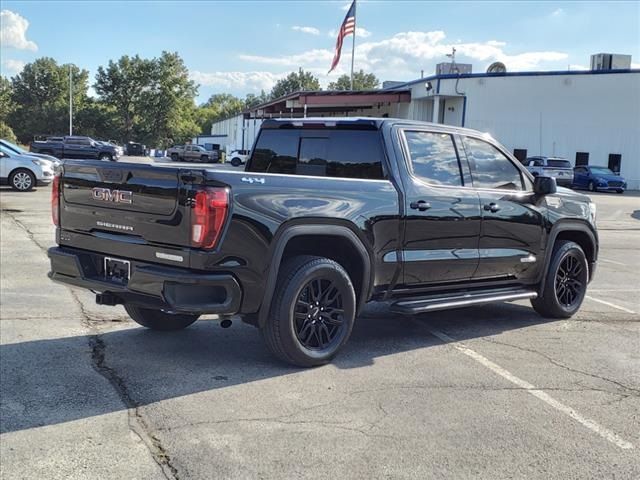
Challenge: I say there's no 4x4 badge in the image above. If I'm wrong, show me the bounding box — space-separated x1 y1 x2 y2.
241 177 265 185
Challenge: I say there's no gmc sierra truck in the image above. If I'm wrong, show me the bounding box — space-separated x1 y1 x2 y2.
48 118 598 367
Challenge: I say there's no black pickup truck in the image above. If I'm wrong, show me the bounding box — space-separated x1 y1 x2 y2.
31 135 119 161
48 118 598 367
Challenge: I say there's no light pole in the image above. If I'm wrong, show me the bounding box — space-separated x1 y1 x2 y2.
69 65 73 136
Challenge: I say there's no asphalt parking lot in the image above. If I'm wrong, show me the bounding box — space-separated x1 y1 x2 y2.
1 178 638 479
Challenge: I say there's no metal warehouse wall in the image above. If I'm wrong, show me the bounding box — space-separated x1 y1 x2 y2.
210 115 264 152
433 72 640 189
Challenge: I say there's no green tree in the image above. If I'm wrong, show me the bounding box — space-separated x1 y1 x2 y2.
9 58 89 142
137 52 199 147
74 99 120 141
244 90 270 108
195 93 245 134
0 77 17 142
328 70 380 91
0 122 17 143
0 76 16 123
270 68 321 99
94 55 153 142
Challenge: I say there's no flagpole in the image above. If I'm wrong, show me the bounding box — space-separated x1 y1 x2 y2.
350 0 356 90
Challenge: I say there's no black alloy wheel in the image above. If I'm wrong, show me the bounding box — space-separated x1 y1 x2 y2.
554 253 585 309
294 278 345 350
261 255 356 367
531 240 588 318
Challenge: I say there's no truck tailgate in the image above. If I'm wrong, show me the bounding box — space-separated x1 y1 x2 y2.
60 161 192 251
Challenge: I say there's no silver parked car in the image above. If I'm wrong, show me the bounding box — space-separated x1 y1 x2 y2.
1 139 61 168
0 145 56 191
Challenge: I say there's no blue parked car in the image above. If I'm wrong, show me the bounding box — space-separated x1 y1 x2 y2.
572 166 626 193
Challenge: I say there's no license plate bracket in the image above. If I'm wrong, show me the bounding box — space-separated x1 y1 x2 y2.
104 256 130 284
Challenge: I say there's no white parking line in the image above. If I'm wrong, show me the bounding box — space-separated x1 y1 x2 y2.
598 258 626 266
585 295 637 314
422 325 634 450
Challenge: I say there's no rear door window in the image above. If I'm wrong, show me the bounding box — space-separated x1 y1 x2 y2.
249 129 298 174
248 128 385 179
463 137 525 191
403 131 463 186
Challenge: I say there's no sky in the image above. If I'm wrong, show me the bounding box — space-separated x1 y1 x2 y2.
1 0 639 103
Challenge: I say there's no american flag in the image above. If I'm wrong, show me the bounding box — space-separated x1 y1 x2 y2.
328 1 356 74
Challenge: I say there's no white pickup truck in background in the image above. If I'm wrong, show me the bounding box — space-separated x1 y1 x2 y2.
525 156 574 187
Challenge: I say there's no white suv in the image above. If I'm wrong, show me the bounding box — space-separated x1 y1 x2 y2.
0 146 55 191
227 149 250 167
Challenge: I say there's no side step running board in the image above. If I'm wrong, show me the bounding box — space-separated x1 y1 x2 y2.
390 289 537 315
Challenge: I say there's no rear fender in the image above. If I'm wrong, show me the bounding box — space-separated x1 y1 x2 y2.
257 223 372 327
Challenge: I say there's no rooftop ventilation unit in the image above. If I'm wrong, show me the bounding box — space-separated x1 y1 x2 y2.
486 62 507 73
436 62 472 75
590 53 631 71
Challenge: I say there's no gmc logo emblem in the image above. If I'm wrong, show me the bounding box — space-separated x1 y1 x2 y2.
92 187 132 204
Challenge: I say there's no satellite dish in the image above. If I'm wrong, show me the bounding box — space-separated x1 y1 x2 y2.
487 62 507 73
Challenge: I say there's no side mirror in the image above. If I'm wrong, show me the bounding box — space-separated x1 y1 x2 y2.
534 176 557 195
0 151 7 158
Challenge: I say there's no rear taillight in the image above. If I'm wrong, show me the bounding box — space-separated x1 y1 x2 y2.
51 175 61 226
191 187 229 249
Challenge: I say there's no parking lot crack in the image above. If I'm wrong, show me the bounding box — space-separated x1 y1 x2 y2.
2 211 49 255
3 212 180 480
480 337 640 397
68 288 181 480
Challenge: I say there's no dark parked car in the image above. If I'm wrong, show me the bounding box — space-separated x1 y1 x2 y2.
48 118 599 367
572 166 626 193
125 142 146 156
30 136 118 161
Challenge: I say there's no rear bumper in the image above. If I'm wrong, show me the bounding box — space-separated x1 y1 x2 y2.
48 246 242 315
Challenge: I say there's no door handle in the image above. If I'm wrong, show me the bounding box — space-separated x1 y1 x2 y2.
483 203 501 212
410 200 431 211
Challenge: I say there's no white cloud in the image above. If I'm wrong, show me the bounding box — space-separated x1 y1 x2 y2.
551 8 565 18
234 30 568 86
328 26 372 38
354 30 568 74
0 10 37 51
292 25 320 35
568 64 588 71
1 58 25 75
239 49 333 67
190 70 286 92
631 62 640 69
196 29 570 95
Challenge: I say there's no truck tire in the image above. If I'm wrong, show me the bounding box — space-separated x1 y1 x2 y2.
200 155 209 162
9 168 36 191
231 157 242 167
531 240 588 319
99 153 113 161
124 304 199 331
171 153 179 161
261 255 356 367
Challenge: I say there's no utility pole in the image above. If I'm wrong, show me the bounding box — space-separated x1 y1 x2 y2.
69 65 73 136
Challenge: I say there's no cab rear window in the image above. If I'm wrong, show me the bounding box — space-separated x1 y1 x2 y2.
547 159 572 168
248 129 385 180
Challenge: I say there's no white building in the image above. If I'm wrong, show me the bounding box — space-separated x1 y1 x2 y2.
212 63 640 188
387 68 640 188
